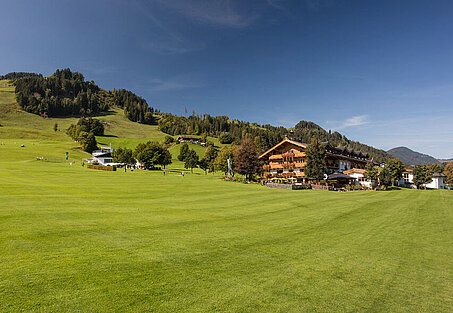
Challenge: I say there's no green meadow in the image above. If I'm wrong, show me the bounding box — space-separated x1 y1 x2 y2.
0 81 452 312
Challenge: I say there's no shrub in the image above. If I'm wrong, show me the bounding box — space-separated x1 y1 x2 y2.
87 164 116 171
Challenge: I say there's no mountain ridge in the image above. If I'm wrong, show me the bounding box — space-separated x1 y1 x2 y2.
387 146 442 165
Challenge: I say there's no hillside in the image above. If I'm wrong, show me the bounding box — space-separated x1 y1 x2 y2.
4 68 390 163
0 80 209 169
4 67 392 162
387 146 442 165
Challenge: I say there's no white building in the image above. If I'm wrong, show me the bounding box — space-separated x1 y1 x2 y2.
85 146 118 166
424 173 446 189
399 169 414 187
399 169 446 189
343 168 372 188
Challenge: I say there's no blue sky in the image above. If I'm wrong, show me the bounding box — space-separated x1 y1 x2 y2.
1 0 453 158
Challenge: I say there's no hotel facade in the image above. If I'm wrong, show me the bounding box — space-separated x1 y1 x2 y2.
259 138 370 182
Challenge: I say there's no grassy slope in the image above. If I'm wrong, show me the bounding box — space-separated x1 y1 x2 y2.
1 80 452 312
0 80 209 168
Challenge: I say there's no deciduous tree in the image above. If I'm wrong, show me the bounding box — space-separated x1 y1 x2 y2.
112 147 135 166
202 145 218 173
364 163 379 188
379 166 392 187
234 138 261 181
214 145 237 176
413 165 432 189
444 162 453 185
134 141 171 169
79 132 97 153
386 158 405 186
184 149 199 173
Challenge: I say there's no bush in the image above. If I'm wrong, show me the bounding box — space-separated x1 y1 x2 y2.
87 164 116 171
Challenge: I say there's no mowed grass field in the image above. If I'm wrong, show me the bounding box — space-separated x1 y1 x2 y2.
1 81 453 311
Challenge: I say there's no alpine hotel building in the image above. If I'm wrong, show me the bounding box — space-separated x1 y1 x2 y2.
259 138 370 182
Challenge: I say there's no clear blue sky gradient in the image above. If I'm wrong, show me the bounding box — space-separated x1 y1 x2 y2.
1 0 453 158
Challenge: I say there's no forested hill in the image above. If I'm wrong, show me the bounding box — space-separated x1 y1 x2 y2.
158 114 391 162
387 146 441 165
291 121 390 162
6 69 155 124
3 69 390 162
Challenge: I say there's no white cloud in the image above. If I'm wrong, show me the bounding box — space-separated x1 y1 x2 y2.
332 115 369 130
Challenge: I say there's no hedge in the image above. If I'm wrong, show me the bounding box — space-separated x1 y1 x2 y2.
87 164 116 171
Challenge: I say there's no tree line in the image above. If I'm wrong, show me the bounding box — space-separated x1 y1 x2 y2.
158 113 390 163
110 89 156 124
0 72 42 80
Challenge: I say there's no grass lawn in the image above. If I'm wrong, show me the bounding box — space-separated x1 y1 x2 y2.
0 140 452 312
1 80 452 312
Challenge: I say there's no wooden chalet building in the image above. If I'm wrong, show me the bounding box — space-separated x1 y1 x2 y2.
259 138 370 182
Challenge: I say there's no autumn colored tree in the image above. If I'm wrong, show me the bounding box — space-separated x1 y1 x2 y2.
233 138 261 181
444 162 453 185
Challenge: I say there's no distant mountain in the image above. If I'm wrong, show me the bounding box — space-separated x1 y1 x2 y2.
387 146 441 165
439 158 453 164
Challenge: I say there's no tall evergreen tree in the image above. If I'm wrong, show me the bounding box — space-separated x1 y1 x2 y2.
178 143 190 161
304 138 326 181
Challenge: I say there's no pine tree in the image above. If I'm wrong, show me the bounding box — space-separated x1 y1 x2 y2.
304 138 326 181
178 143 190 161
203 145 218 173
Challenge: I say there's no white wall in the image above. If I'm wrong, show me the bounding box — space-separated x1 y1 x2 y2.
424 177 445 189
